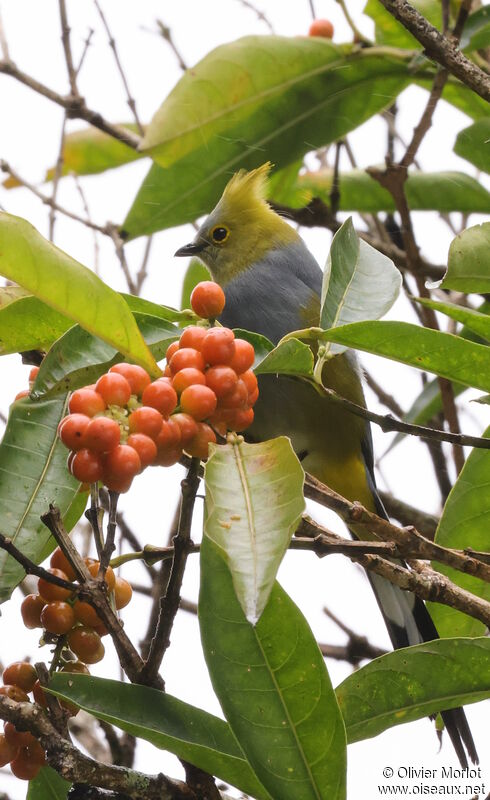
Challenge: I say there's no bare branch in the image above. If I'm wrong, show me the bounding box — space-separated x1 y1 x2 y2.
0 59 142 148
105 223 137 295
236 0 275 33
378 490 438 538
0 7 10 60
376 0 490 101
155 20 188 72
59 0 79 97
93 0 144 135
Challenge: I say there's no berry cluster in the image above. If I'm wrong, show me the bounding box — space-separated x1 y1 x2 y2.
57 281 258 492
14 366 39 402
0 661 46 780
21 548 132 665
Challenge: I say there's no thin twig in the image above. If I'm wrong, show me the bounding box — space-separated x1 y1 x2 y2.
99 491 119 577
378 490 438 538
335 0 372 44
141 459 200 683
75 27 95 77
0 7 10 60
105 223 137 295
155 21 188 72
59 0 79 97
307 0 316 19
400 68 448 169
135 236 153 294
236 0 275 32
73 175 101 275
376 0 490 101
0 59 142 148
0 532 77 592
49 115 68 241
364 370 405 418
93 0 144 135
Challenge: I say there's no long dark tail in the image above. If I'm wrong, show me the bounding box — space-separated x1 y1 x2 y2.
366 489 478 767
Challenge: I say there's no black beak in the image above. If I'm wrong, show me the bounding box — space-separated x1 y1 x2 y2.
174 241 208 257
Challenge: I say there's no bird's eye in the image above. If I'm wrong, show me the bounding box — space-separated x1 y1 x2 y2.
211 225 230 243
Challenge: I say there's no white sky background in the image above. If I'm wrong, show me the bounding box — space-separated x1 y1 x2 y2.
0 1 488 797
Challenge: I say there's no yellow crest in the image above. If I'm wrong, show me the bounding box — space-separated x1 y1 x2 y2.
220 162 273 214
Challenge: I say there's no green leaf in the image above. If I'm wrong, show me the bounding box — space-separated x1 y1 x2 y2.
319 320 490 392
199 536 347 800
460 6 490 51
48 673 270 800
454 118 490 174
0 212 160 376
27 766 71 799
428 427 490 638
123 294 197 325
0 295 73 355
292 169 490 214
32 313 180 399
0 284 30 306
364 0 441 48
180 259 212 310
254 338 314 377
204 438 305 623
123 38 414 238
414 297 490 342
0 395 80 602
337 638 490 743
440 222 490 293
320 218 400 354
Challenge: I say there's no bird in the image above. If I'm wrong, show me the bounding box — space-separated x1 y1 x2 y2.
175 162 477 767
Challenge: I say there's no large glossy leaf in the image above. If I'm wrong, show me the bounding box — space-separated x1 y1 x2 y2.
254 338 314 377
0 212 159 376
428 427 490 638
364 0 441 48
0 296 73 355
319 321 490 392
460 6 490 51
454 118 490 174
337 638 490 742
415 297 490 342
199 536 347 800
320 218 400 354
440 222 490 294
48 674 270 800
32 314 180 399
284 169 490 213
0 285 30 306
26 766 70 799
123 38 415 238
204 437 304 624
122 294 196 324
0 395 80 602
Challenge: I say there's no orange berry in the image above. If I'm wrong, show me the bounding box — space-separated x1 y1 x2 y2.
95 373 131 407
165 341 180 363
3 662 37 693
32 680 47 707
69 387 106 417
154 446 182 467
179 326 207 351
28 366 40 382
155 418 181 450
104 445 141 482
205 365 238 398
4 722 36 749
172 367 206 395
190 281 226 318
58 413 91 451
86 561 116 592
308 18 334 38
240 369 258 397
70 449 104 483
128 406 163 439
248 387 259 406
68 627 105 664
40 601 75 635
0 685 29 702
109 363 151 395
185 423 217 460
38 569 72 602
171 413 198 444
21 595 46 629
114 576 133 610
50 548 77 581
14 390 29 401
180 384 217 421
127 433 157 468
218 379 248 410
229 407 255 431
229 339 255 373
73 600 101 628
61 661 90 675
0 732 18 768
82 416 121 453
142 380 178 417
201 328 235 366
169 348 206 374
10 740 45 780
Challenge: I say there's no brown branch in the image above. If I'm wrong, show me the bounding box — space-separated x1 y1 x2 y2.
0 696 194 800
303 376 490 450
73 175 101 275
0 7 11 59
141 459 201 684
155 21 188 72
0 531 77 591
400 68 448 169
364 370 405 418
236 0 275 32
105 222 137 295
376 0 490 101
0 59 142 148
302 478 490 584
49 115 68 241
59 0 79 97
135 236 153 294
321 606 387 663
93 0 144 135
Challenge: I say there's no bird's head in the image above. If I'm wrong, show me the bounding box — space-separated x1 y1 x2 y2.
174 162 298 284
